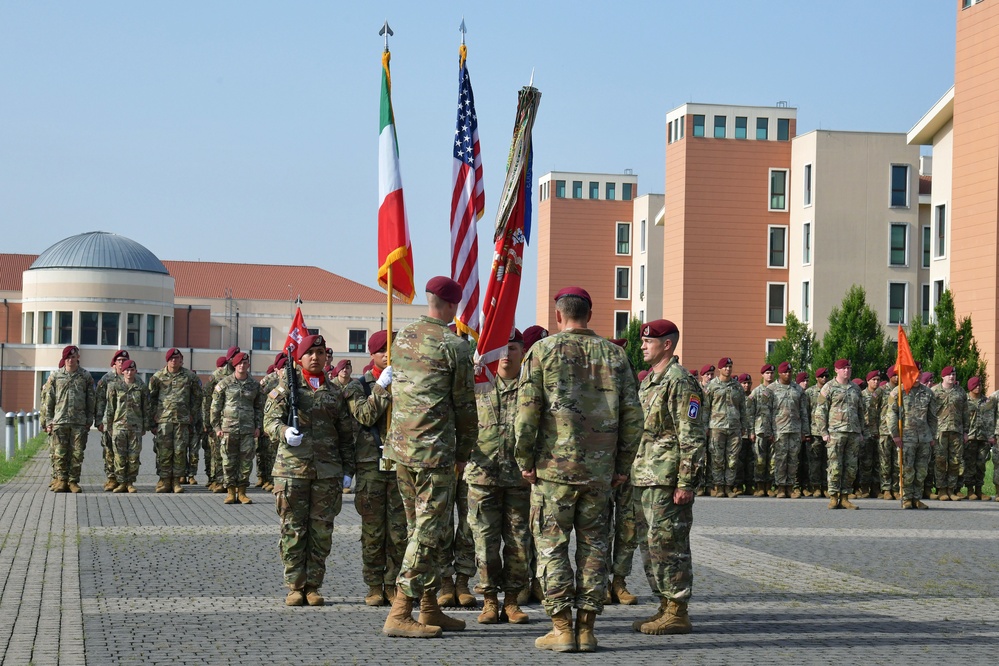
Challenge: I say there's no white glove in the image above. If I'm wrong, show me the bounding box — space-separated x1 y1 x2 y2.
284 427 303 447
376 366 393 389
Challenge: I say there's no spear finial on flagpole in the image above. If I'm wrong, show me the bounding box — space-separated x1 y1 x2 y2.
459 18 466 45
379 20 393 52
529 68 535 87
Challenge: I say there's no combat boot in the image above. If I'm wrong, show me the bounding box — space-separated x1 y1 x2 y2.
237 486 252 504
790 487 802 499
172 478 184 494
535 608 575 652
454 574 476 607
952 488 966 501
418 590 466 631
365 585 386 606
938 487 951 501
104 477 117 492
384 586 396 603
727 485 741 498
827 495 839 509
68 481 82 493
478 592 500 624
914 498 929 509
126 484 137 493
902 499 915 509
263 481 274 492
839 493 858 510
776 486 788 499
882 490 893 500
968 487 979 501
224 487 237 504
612 576 637 605
503 592 529 624
575 609 598 653
188 476 197 485
633 598 668 631
437 576 457 607
213 483 226 494
929 488 940 500
304 587 324 606
285 589 305 606
640 599 692 635
254 477 265 488
177 476 187 484
113 482 127 493
383 588 442 638
767 486 777 497
980 488 992 501
155 479 169 493
753 483 765 497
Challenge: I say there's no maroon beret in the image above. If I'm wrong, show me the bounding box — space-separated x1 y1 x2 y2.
795 372 808 383
58 357 65 369
266 364 275 374
692 369 699 378
362 361 374 373
274 352 287 365
165 348 182 361
523 325 549 351
111 350 129 365
230 352 248 366
510 328 524 344
834 359 850 370
700 364 715 376
761 364 775 374
121 359 136 371
637 370 649 382
426 276 462 304
920 371 934 384
333 359 350 375
62 345 79 360
610 338 627 348
274 356 288 370
641 319 678 338
886 366 897 378
852 378 864 386
866 370 880 382
968 376 981 392
226 346 241 362
738 373 751 383
718 357 733 367
815 367 829 378
215 356 227 368
554 286 592 306
941 365 956 377
368 330 388 354
295 334 326 361
777 362 791 374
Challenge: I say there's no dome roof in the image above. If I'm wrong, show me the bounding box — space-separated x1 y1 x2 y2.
29 231 168 275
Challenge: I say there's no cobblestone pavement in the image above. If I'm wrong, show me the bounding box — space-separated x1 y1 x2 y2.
2 430 998 664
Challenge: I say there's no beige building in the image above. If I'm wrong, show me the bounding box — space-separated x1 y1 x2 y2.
630 194 665 323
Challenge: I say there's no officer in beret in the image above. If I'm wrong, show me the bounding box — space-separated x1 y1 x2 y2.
203 354 230 492
42 345 96 493
804 369 830 497
96 350 129 491
815 360 866 509
148 348 203 494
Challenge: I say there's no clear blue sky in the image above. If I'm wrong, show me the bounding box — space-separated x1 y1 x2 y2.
0 1 956 326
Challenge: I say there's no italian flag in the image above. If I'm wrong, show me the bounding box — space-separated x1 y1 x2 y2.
377 49 416 303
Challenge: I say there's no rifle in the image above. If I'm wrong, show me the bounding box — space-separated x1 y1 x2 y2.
285 346 300 431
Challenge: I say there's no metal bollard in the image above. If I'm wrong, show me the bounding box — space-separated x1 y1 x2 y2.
4 413 13 461
17 410 26 449
34 411 40 438
27 411 35 438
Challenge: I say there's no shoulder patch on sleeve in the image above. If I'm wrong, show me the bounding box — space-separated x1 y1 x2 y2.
214 383 225 393
686 393 701 420
268 387 284 400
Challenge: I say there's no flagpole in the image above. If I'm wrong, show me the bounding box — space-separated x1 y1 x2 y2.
897 380 904 507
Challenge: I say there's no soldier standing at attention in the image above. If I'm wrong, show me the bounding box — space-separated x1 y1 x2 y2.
750 364 776 496
332 359 353 388
343 330 407 607
963 377 994 500
878 368 901 499
104 359 147 493
466 328 531 626
703 358 746 498
932 366 969 501
264 334 354 606
630 319 705 636
381 277 477 639
202 355 229 492
212 351 265 505
886 374 938 509
256 355 286 492
43 345 96 493
148 348 203 493
816 359 867 509
515 287 642 653
769 362 809 499
693 364 715 496
96 350 128 491
804 368 830 497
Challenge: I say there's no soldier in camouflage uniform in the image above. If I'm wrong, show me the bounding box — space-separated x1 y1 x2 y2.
693 364 714 496
42 346 96 493
858 370 884 498
932 366 968 501
702 357 746 498
212 351 264 505
342 330 407 607
514 287 642 653
202 355 229 492
769 362 809 498
381 277 477 639
737 374 755 493
466 329 531 625
963 377 994 500
147 348 203 494
104 359 147 492
886 375 937 509
749 365 776 496
257 355 286 491
815 359 867 509
264 334 355 607
630 320 705 637
804 368 830 497
95 350 128 491
878 368 901 498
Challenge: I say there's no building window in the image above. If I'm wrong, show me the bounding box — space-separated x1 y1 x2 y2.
888 282 908 325
692 115 705 137
606 182 616 200
57 311 73 345
668 122 673 144
614 311 630 338
804 164 812 206
777 118 790 141
348 330 367 353
766 339 778 355
101 312 119 346
889 224 908 266
638 309 644 322
768 226 788 268
679 116 684 138
769 169 788 211
572 181 582 199
80 312 99 345
622 183 633 201
802 281 810 323
640 219 646 253
735 116 747 139
922 225 931 268
802 222 812 265
714 115 726 138
555 180 566 198
589 181 599 199
890 165 909 207
921 284 931 323
146 315 157 347
126 313 141 347
41 311 53 344
615 267 630 300
767 283 787 325
252 326 271 351
639 264 646 300
934 280 944 308
935 204 946 257
756 117 769 140
23 312 33 344
616 222 631 255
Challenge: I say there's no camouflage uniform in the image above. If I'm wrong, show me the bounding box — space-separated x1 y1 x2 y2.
343 369 407 589
702 377 747 488
859 385 883 493
514 328 642 617
104 378 148 484
148 366 203 482
211 373 265 488
932 384 968 492
441 481 476 581
964 392 995 494
878 383 901 493
466 375 531 595
632 357 705 603
886 384 938 501
769 381 808 487
257 369 282 486
804 383 827 493
385 315 477 600
202 364 233 486
94 370 122 480
749 383 775 486
738 388 755 489
42 367 96 483
264 368 355 592
815 380 866 495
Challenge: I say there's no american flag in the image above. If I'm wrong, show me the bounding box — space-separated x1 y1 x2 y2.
450 45 484 338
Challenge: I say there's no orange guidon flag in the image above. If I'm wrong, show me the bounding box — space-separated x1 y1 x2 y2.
897 325 920 393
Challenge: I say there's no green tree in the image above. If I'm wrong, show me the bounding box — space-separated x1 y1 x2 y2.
928 290 988 389
623 317 650 372
765 312 816 374
813 285 893 378
905 314 936 367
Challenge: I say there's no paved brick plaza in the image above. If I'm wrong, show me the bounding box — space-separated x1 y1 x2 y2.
2 431 998 665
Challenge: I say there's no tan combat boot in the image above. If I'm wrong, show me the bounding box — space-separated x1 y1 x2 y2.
437 576 457 607
640 599 692 635
827 494 839 509
365 585 386 606
938 487 951 501
177 476 187 484
839 493 858 510
68 482 82 493
633 598 669 631
383 588 442 638
915 498 929 509
535 608 575 652
727 485 741 498
882 490 893 500
384 585 396 603
968 487 979 501
575 609 598 653
126 484 137 493
790 487 802 499
952 488 966 501
285 589 305 606
213 483 226 494
237 486 252 504
612 576 637 605
710 485 720 497
454 574 476 607
418 590 466 631
478 592 500 624
980 488 992 501
188 476 197 485
155 479 169 493
776 486 788 499
753 483 765 497
113 482 127 493
224 487 237 505
254 477 265 488
104 477 117 492
53 480 69 493
172 478 184 493
503 592 529 624
304 587 324 606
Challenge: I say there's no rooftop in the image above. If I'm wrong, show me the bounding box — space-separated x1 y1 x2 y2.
29 231 168 275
